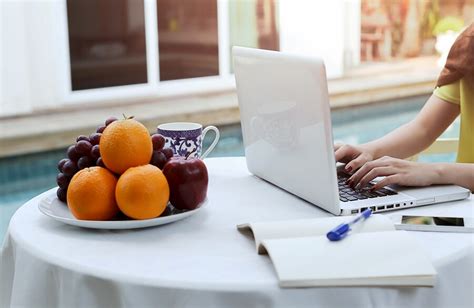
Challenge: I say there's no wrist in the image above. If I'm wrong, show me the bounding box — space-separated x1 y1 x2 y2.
360 143 378 160
432 163 449 185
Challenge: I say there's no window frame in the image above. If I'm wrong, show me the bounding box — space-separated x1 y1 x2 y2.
60 0 236 105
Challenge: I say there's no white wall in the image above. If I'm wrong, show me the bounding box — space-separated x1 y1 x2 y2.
0 0 65 116
1 0 32 115
344 0 361 69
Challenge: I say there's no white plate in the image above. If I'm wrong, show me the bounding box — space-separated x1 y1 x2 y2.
38 189 206 230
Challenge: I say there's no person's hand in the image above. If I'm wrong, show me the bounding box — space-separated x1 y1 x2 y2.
334 143 375 173
346 156 441 190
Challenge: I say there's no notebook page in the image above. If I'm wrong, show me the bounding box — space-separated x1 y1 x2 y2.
262 230 436 287
238 214 394 254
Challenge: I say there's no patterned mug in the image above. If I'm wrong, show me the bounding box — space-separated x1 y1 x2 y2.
157 122 220 158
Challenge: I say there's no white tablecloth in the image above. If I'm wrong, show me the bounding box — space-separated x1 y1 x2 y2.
1 157 474 308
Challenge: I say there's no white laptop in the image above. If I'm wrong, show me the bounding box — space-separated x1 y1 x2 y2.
233 46 470 215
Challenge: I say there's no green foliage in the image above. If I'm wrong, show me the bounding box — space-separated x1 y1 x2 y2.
433 16 464 36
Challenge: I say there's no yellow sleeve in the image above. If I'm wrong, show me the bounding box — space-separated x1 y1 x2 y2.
433 80 461 105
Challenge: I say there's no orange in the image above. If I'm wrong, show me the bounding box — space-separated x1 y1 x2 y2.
67 167 119 220
115 164 169 220
100 118 153 174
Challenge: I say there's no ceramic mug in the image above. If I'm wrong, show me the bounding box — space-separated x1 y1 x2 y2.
157 122 220 158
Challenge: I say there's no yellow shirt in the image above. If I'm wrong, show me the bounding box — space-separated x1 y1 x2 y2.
433 77 474 163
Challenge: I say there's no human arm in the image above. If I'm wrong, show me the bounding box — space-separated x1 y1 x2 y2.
334 94 460 172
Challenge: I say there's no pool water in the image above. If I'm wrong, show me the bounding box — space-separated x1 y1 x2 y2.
0 95 460 239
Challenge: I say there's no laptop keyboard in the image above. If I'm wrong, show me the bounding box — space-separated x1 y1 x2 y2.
337 173 398 202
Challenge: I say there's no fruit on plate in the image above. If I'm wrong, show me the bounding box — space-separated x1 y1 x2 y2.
149 133 174 169
67 167 119 220
115 164 170 219
151 133 166 151
100 117 153 174
55 116 178 223
55 116 118 202
162 156 208 210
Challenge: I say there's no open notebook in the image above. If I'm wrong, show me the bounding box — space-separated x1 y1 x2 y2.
238 215 436 288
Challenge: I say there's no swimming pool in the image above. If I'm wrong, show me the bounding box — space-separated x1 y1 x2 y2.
0 95 460 239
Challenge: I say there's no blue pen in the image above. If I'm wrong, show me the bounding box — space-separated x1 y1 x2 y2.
326 208 372 241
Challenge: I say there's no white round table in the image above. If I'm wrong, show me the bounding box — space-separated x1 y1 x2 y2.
1 157 474 308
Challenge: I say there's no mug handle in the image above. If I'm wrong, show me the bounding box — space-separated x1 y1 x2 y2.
201 126 220 159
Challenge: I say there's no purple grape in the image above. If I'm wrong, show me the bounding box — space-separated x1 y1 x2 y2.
89 133 101 145
151 134 166 151
96 157 105 167
77 156 92 170
57 187 67 203
67 145 81 162
57 158 69 172
151 151 167 169
105 116 118 126
161 148 174 160
90 144 100 160
63 160 78 177
76 135 89 142
56 173 70 189
97 125 106 133
75 140 92 155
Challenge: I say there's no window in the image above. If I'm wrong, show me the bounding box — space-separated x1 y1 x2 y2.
229 0 279 70
157 0 219 81
65 0 279 93
67 0 147 90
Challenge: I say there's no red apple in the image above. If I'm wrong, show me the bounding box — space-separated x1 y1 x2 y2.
162 157 208 210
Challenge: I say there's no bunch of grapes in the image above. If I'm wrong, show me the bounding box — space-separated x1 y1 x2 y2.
56 116 118 202
56 116 175 203
150 134 174 169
